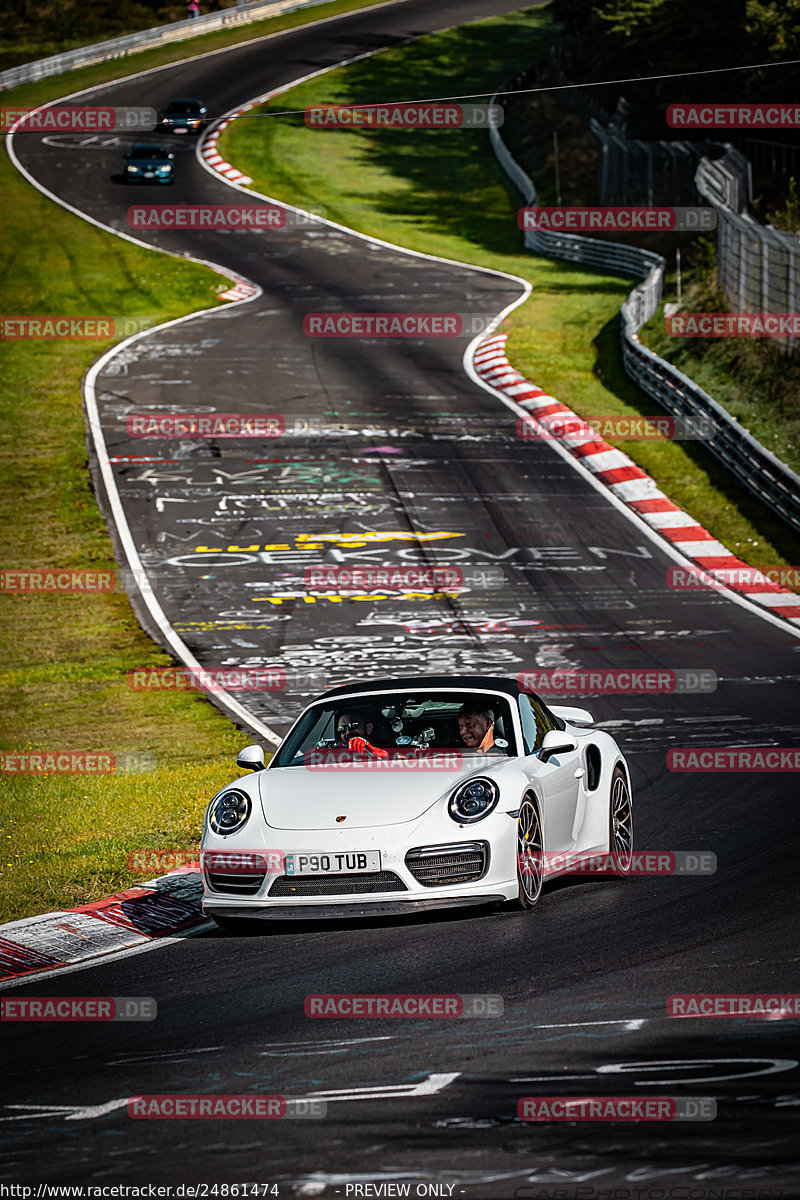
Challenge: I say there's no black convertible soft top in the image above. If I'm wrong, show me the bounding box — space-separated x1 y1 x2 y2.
323 675 530 700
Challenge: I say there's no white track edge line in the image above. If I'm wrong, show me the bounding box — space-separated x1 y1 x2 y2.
6 113 286 747
465 351 800 639
2 0 797 988
197 52 800 639
0 920 215 991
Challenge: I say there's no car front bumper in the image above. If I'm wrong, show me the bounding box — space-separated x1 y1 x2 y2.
204 894 508 921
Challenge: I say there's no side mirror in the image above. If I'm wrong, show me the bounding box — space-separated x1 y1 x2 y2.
539 730 578 763
549 705 594 726
168 153 175 160
236 744 265 772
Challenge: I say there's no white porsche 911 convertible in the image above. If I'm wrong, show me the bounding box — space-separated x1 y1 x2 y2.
200 675 633 930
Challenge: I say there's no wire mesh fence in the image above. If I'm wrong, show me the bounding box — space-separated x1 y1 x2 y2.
489 85 800 535
696 155 799 351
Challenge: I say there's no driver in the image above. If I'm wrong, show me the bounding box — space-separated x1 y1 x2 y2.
457 703 501 753
335 711 387 758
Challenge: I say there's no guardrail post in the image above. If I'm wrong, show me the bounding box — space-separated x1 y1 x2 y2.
489 72 800 533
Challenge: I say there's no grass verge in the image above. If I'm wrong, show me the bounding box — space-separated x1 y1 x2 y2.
220 5 800 573
0 137 246 923
501 72 800 479
1 0 398 97
0 0 397 926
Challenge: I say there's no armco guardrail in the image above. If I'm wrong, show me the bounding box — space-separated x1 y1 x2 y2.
0 0 331 92
696 154 799 356
489 86 800 536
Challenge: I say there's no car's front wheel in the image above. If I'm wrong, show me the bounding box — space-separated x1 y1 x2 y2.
514 796 544 909
608 765 634 874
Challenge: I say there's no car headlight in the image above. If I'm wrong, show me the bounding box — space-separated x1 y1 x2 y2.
207 788 251 835
127 165 139 172
157 164 171 172
448 777 499 824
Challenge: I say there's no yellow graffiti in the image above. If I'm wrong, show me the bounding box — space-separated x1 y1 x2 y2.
194 532 464 553
294 531 464 546
252 591 461 605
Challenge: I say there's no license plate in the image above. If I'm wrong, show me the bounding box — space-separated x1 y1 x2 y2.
144 171 154 177
285 851 380 876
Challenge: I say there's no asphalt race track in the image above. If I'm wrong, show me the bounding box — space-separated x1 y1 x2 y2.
3 0 800 1193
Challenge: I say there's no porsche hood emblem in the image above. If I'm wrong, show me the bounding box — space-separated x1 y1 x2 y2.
335 815 347 823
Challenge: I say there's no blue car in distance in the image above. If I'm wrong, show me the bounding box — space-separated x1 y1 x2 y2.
159 98 208 134
124 144 174 184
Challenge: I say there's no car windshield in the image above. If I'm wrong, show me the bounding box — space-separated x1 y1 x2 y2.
165 101 202 114
272 691 518 768
131 146 167 159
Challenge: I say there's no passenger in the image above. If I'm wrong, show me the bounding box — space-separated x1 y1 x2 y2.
457 703 502 753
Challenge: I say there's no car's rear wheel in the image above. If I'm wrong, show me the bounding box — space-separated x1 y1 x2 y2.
609 765 633 874
514 796 544 909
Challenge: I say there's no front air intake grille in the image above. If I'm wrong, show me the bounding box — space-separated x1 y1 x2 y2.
206 870 267 896
405 841 489 887
269 871 407 897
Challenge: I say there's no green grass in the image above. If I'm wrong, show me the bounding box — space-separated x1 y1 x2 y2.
3 0 799 927
0 0 399 926
1 767 223 921
1 0 403 105
639 256 800 478
220 6 800 571
0 137 248 924
500 81 800 480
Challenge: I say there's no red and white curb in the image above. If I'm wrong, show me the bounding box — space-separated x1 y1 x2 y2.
0 869 206 984
200 102 277 308
217 277 259 302
201 107 255 186
473 333 800 626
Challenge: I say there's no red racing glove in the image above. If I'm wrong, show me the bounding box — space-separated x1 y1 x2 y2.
347 737 388 759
